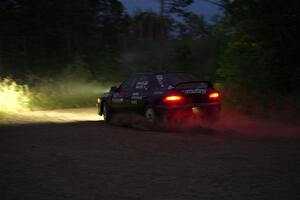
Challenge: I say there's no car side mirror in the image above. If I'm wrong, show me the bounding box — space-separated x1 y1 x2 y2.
110 86 118 92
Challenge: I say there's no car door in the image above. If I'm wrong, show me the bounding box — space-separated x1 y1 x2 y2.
130 75 152 112
111 76 137 111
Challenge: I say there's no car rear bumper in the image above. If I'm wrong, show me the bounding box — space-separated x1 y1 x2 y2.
155 102 221 116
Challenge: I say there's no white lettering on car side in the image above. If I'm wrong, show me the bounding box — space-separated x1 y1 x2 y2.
112 98 123 103
131 92 142 100
112 93 124 103
136 81 149 89
131 100 137 104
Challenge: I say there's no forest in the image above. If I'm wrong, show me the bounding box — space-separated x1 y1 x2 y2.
0 0 299 120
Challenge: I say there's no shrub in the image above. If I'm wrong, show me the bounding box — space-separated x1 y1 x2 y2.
0 78 30 113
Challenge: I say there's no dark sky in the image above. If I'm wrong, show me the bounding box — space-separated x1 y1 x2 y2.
119 0 222 22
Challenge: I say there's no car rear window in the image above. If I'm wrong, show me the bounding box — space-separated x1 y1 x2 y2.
155 73 196 88
176 82 211 89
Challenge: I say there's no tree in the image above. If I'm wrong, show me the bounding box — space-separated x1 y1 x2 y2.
218 0 300 94
96 0 129 49
0 0 129 77
131 11 172 41
176 12 208 38
159 0 194 16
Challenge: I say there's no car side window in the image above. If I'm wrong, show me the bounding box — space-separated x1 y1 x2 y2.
119 76 136 92
150 75 161 89
134 75 151 91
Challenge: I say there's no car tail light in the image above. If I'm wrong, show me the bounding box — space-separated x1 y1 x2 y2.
163 95 183 103
209 92 220 99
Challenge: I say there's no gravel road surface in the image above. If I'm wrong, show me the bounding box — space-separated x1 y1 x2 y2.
1 108 300 200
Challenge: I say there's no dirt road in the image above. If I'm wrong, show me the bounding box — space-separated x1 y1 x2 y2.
1 108 300 200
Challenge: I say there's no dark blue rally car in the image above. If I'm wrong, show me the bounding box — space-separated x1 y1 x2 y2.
97 72 221 124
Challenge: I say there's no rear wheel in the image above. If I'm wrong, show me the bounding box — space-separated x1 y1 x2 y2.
102 102 112 122
144 105 157 125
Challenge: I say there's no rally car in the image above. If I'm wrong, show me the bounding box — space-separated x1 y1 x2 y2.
97 72 221 124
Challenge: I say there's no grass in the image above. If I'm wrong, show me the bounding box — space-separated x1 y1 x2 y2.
0 76 111 113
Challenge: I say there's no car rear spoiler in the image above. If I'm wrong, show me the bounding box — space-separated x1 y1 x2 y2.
174 81 213 88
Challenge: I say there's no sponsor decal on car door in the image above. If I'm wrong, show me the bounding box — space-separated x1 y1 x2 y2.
130 76 150 110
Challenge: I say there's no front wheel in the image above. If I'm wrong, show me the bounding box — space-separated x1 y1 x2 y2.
102 102 112 122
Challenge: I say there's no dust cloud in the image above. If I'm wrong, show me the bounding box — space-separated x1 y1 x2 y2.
110 110 300 138
208 110 300 138
1 106 299 138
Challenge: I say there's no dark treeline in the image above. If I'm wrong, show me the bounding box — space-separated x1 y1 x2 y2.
217 0 300 116
0 0 129 78
0 0 299 116
0 0 214 81
218 0 299 93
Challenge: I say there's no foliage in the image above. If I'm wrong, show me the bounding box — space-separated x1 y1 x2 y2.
214 0 300 119
28 56 110 109
166 0 194 15
131 11 173 40
0 0 128 75
218 0 299 94
176 13 208 38
0 78 30 113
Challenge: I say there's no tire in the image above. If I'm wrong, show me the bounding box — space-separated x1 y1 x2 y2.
102 102 112 122
144 105 157 125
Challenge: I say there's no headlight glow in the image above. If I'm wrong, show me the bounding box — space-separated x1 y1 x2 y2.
0 78 30 113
